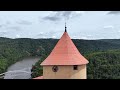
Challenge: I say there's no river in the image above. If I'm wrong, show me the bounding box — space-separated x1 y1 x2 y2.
4 56 40 79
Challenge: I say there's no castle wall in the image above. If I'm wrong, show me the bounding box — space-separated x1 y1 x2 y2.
43 65 86 79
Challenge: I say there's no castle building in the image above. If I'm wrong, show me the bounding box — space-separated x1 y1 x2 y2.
34 24 89 79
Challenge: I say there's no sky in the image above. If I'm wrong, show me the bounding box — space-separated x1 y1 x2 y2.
0 11 120 39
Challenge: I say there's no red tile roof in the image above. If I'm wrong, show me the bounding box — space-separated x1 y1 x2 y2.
41 31 89 66
33 76 43 79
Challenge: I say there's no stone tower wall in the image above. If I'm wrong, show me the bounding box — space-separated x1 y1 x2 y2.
43 65 87 79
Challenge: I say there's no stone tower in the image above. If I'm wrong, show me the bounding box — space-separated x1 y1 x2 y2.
34 24 89 79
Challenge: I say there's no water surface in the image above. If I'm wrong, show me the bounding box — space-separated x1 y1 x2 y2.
4 56 40 79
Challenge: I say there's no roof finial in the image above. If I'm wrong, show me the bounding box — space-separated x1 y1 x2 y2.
65 22 67 32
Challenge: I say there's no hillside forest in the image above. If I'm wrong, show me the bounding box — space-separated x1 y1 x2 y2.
0 37 120 79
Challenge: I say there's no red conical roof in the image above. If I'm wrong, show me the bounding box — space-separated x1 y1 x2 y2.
41 31 89 66
33 76 43 79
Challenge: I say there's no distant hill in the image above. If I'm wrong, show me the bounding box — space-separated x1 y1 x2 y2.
99 39 120 45
72 39 120 54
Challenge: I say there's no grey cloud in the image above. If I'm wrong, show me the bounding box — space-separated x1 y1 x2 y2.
16 20 32 25
55 11 73 20
62 11 72 17
6 26 21 31
43 16 61 21
6 21 11 25
42 11 83 21
0 24 8 28
0 25 3 28
108 11 120 15
0 21 11 28
0 31 8 37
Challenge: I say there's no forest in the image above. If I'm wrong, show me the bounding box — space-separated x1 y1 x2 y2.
0 37 120 79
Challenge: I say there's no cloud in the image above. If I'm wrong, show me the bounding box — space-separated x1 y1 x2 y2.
0 30 8 37
6 26 21 31
43 16 61 21
16 34 20 38
52 35 56 38
35 31 63 39
6 21 11 25
107 11 120 15
87 35 92 37
0 24 8 28
0 30 7 33
73 36 88 39
42 11 84 22
80 36 88 39
72 34 93 40
16 20 32 25
39 32 44 35
103 25 114 29
0 21 12 29
0 25 3 28
59 11 73 20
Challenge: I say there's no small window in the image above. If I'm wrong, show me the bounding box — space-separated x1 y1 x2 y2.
52 66 58 72
73 65 78 70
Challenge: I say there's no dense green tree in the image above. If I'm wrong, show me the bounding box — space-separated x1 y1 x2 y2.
86 50 120 79
31 55 48 78
0 58 8 73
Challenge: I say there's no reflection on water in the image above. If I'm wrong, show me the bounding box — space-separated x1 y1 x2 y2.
4 57 40 79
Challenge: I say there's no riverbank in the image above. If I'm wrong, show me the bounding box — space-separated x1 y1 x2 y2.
0 54 29 73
